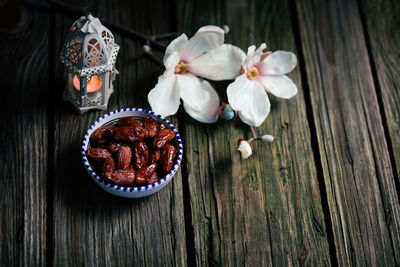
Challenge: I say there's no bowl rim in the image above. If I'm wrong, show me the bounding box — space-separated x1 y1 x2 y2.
81 107 183 193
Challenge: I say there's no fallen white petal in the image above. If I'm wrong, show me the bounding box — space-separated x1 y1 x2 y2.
237 81 271 127
163 34 188 65
181 25 225 63
148 75 181 117
189 44 246 80
258 50 297 75
179 75 220 123
257 74 298 99
238 140 252 159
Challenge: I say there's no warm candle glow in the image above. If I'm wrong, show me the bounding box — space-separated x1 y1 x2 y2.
73 75 102 92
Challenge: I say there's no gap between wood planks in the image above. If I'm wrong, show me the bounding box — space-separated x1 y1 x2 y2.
288 0 338 265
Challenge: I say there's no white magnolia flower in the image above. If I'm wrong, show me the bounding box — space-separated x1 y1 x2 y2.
237 139 253 159
227 43 298 127
148 25 245 123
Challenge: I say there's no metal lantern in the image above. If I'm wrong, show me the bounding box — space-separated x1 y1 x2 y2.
60 14 119 114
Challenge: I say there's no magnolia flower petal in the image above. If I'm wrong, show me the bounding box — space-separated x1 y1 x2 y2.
179 75 220 123
227 74 250 111
243 45 255 70
163 34 188 65
163 51 181 77
175 74 202 109
255 43 267 54
247 45 256 57
148 75 181 117
258 50 297 75
258 74 298 99
181 25 225 62
243 43 266 71
189 44 246 80
237 81 271 127
227 75 270 126
238 89 271 127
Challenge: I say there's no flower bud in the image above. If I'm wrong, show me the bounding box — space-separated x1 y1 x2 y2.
219 103 237 121
143 45 151 53
222 25 230 34
261 134 274 143
237 138 253 159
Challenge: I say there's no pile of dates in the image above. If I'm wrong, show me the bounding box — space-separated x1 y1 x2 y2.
85 116 178 186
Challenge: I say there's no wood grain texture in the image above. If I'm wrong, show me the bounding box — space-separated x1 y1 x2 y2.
51 1 186 266
295 0 400 265
1 0 399 265
0 3 48 266
359 0 400 183
176 0 331 265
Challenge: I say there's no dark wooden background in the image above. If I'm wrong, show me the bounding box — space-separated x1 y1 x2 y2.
1 0 399 266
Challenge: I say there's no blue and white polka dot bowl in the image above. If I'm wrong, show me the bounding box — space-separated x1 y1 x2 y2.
81 108 183 198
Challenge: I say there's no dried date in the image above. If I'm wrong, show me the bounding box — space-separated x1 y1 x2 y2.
133 142 149 169
117 117 143 127
86 148 111 160
160 144 178 173
104 170 135 185
153 129 175 149
109 143 121 154
135 163 157 185
126 164 135 172
117 146 132 170
149 149 161 164
102 157 115 173
143 117 159 138
147 172 159 185
91 124 114 144
113 126 145 143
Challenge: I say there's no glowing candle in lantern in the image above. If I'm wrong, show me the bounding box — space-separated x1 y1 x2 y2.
73 75 102 92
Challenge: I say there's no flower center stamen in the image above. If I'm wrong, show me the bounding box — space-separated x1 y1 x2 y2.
175 61 189 74
247 66 259 80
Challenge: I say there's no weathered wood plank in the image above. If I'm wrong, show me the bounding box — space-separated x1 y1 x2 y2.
177 0 332 265
295 0 400 265
0 4 48 266
52 1 186 265
359 0 400 185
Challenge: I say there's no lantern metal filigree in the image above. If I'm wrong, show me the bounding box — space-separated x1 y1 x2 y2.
60 14 119 114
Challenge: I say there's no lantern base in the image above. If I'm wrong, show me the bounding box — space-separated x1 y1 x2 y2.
63 87 114 114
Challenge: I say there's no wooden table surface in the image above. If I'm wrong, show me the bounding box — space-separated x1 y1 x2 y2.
1 0 400 266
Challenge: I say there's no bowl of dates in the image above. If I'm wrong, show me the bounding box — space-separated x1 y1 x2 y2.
81 108 183 198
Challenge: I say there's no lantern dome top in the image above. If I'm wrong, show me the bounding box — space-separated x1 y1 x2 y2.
60 14 120 77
